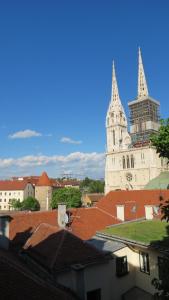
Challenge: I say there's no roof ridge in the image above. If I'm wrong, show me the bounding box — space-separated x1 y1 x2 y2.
51 230 67 268
96 206 118 220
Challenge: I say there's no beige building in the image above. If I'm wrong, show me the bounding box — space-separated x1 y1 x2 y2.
0 180 34 210
105 49 168 194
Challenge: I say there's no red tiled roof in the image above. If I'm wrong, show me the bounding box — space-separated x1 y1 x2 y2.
0 180 29 191
23 223 106 271
0 249 76 300
8 189 169 249
9 206 118 246
9 210 59 246
36 172 52 186
69 207 119 240
96 190 169 220
12 176 40 185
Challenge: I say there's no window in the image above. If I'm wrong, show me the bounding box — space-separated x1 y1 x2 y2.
122 156 126 169
113 130 115 145
4 199 6 202
116 256 128 277
131 155 134 168
127 155 130 168
139 251 150 274
9 192 11 196
87 289 101 300
0 199 2 202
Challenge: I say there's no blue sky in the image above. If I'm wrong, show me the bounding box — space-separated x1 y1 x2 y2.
0 0 169 179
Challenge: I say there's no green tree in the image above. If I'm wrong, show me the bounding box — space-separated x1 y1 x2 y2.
21 197 40 211
88 180 105 193
152 256 169 299
51 187 82 209
150 118 169 161
151 118 169 297
80 177 105 193
9 198 22 210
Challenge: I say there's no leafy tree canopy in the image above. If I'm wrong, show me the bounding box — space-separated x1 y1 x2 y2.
80 177 105 193
21 196 40 211
9 199 22 210
10 197 40 211
51 187 82 209
150 118 169 160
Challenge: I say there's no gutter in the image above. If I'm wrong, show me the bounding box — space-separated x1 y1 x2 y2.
96 232 149 249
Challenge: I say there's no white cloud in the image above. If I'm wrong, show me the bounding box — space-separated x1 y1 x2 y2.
60 137 82 144
8 129 42 139
0 152 105 179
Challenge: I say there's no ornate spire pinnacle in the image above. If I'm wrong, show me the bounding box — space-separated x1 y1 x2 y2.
138 47 149 99
111 61 122 106
111 61 120 104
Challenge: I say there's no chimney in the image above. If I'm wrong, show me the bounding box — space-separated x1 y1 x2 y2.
0 216 11 250
58 204 67 228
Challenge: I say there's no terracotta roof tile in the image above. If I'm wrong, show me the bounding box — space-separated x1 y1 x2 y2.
0 249 76 300
9 206 118 246
36 172 52 186
23 223 106 271
0 180 29 191
70 207 119 240
96 190 169 220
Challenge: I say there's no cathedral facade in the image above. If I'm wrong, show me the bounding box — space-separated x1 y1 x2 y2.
105 49 168 194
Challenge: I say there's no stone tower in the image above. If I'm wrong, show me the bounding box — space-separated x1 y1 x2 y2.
106 62 131 153
35 172 53 210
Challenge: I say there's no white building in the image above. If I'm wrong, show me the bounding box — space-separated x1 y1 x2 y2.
0 180 34 210
89 219 168 300
105 49 168 193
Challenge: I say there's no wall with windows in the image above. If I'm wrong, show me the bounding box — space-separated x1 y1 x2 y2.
57 259 115 300
113 245 161 297
0 183 34 210
105 146 169 193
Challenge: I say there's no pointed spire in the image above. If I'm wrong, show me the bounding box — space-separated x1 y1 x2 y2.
138 47 149 99
111 61 120 104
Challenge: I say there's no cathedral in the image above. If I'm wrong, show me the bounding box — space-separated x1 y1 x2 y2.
105 49 169 193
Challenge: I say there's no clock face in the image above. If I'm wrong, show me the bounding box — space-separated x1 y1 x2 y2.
126 172 133 182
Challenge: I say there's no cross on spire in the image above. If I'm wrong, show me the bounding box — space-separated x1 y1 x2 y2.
138 47 149 99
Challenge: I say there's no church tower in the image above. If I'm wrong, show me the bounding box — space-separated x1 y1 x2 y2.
106 62 131 153
105 49 168 194
128 48 160 145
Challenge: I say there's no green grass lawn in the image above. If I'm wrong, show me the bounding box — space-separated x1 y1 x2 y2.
101 220 169 245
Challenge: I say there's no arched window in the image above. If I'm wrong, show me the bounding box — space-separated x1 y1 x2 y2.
122 156 126 169
127 155 130 168
113 130 115 145
131 155 134 168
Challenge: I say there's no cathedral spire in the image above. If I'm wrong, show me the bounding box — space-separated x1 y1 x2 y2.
111 61 121 104
138 47 149 99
